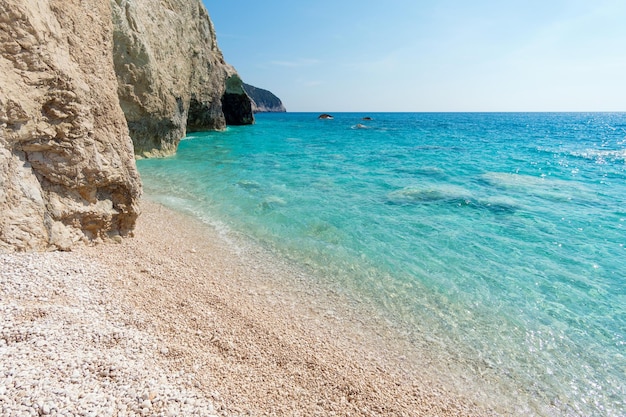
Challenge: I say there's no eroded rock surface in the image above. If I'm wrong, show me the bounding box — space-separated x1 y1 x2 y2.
1 0 254 251
112 0 254 158
0 0 141 251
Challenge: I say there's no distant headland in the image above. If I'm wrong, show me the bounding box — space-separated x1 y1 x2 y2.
243 83 286 113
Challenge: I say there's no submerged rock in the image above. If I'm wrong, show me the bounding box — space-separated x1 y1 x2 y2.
386 185 472 205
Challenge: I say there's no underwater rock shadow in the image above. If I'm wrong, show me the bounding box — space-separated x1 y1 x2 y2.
384 185 520 215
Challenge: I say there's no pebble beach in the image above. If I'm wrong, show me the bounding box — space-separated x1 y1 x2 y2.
1 199 501 416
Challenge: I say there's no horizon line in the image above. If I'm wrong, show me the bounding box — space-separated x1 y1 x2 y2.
264 110 626 114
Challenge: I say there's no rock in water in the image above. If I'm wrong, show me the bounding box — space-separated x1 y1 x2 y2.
112 0 254 158
0 0 141 251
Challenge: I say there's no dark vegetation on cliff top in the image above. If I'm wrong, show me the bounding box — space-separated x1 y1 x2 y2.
243 83 286 113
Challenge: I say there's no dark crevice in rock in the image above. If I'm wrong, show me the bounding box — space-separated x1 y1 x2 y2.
221 93 254 126
127 119 181 157
187 97 224 132
111 0 254 157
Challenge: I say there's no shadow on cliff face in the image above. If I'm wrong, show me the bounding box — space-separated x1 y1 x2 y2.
111 0 254 157
2 0 257 251
111 0 254 158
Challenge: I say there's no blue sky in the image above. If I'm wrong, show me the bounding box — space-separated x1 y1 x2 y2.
203 0 625 112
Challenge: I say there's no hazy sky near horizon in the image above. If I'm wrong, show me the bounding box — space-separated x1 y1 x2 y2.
203 0 625 112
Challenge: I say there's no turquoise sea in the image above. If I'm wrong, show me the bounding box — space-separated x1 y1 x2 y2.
138 113 625 416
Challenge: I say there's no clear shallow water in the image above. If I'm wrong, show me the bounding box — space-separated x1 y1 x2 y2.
138 113 626 416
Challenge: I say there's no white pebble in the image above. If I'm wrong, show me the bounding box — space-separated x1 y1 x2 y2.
0 252 218 416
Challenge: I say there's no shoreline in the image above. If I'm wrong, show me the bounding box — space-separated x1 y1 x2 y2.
1 198 506 416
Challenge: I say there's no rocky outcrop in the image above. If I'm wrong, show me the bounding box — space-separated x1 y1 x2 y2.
112 0 254 158
0 0 141 251
0 0 253 251
243 83 287 113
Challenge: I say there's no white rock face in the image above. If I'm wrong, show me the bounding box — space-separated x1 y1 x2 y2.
0 0 141 251
0 0 253 251
112 0 253 158
0 0 254 250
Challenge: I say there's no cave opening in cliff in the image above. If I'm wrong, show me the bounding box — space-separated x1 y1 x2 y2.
221 92 254 126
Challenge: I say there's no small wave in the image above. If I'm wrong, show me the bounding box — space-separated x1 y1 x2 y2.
151 194 194 209
569 149 626 164
535 147 626 164
146 194 237 245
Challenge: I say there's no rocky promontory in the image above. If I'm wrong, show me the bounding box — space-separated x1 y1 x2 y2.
112 0 254 158
1 0 254 251
243 83 287 113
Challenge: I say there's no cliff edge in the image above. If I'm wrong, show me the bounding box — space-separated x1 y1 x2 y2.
0 0 141 251
112 0 254 158
1 0 253 251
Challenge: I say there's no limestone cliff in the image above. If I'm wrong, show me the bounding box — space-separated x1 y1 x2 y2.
243 83 287 113
0 0 141 251
111 0 254 158
0 0 252 251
